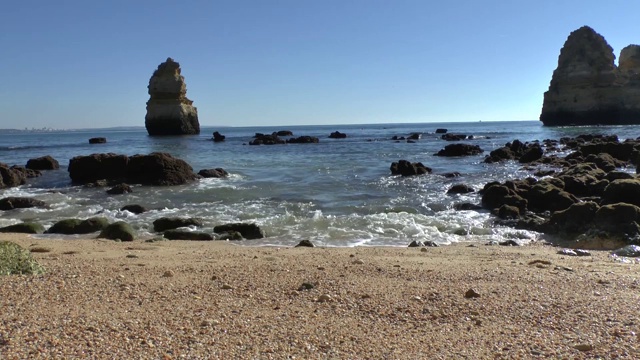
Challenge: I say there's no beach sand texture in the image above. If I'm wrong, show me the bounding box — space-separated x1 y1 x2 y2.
1 234 639 359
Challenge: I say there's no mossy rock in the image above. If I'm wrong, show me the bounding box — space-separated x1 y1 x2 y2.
0 241 45 275
153 217 203 232
98 221 135 242
163 230 213 241
0 222 45 234
217 231 244 240
46 217 110 235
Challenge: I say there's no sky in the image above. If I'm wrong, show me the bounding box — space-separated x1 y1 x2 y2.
1 0 639 129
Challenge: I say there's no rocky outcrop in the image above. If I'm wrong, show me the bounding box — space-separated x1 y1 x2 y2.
68 152 197 186
145 58 200 135
212 132 225 142
435 144 483 157
213 223 265 240
249 134 285 145
26 156 59 170
0 163 27 188
89 137 106 144
390 160 432 176
329 131 347 139
540 26 640 126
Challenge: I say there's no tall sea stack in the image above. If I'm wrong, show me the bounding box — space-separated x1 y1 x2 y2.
540 26 640 126
145 58 200 135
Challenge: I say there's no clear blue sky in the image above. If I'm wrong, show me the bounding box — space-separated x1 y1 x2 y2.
1 0 639 129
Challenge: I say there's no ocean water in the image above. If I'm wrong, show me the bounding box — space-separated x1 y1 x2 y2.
1 120 639 246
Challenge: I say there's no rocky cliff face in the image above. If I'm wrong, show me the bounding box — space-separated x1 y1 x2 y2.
145 58 200 135
540 26 640 126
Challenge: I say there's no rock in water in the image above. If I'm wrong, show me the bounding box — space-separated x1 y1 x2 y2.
145 58 200 135
540 26 640 126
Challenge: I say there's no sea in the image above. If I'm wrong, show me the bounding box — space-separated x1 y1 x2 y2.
1 120 639 247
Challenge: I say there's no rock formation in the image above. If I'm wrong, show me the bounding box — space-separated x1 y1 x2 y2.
540 26 640 126
145 58 200 135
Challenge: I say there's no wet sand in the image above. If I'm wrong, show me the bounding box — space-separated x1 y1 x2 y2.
1 234 639 359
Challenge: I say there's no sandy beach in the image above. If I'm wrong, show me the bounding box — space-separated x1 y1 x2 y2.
1 234 639 359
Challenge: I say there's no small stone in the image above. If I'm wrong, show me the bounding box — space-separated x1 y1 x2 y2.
162 270 174 278
126 254 139 258
317 294 332 302
353 259 365 265
464 288 481 299
221 284 233 290
317 267 325 270
574 344 593 351
475 319 482 326
298 282 315 291
420 248 428 252
412 296 422 301
575 249 591 256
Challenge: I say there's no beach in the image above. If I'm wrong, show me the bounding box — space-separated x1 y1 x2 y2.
1 235 639 359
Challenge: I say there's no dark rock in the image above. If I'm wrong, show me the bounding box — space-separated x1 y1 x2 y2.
0 197 47 211
546 202 600 234
391 136 406 141
464 289 481 298
89 137 107 144
441 172 461 178
68 153 129 184
605 171 634 182
496 204 520 219
519 145 544 163
274 130 293 137
481 185 527 211
126 152 197 186
145 58 200 135
249 134 285 145
601 179 640 207
435 128 447 134
390 160 432 176
298 282 315 291
533 170 556 177
120 204 148 214
328 131 347 139
594 203 640 234
198 168 229 178
287 136 319 144
0 222 45 234
213 223 265 240
46 217 110 235
212 131 225 142
407 133 421 140
295 240 315 247
441 133 467 141
163 230 213 241
526 183 578 212
453 203 483 211
153 217 203 232
435 144 483 157
408 240 424 247
0 163 27 188
106 183 132 195
26 156 59 170
98 221 135 241
10 165 41 179
447 184 474 194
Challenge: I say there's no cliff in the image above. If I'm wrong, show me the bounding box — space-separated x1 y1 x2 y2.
540 26 640 126
145 58 200 135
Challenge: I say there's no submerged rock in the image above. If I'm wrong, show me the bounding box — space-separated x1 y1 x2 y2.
212 131 225 142
540 26 640 126
435 144 483 157
328 131 347 139
145 58 200 135
163 229 213 241
46 217 110 235
89 137 107 144
198 168 229 178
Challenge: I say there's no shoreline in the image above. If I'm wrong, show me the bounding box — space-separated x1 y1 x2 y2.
1 234 639 358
